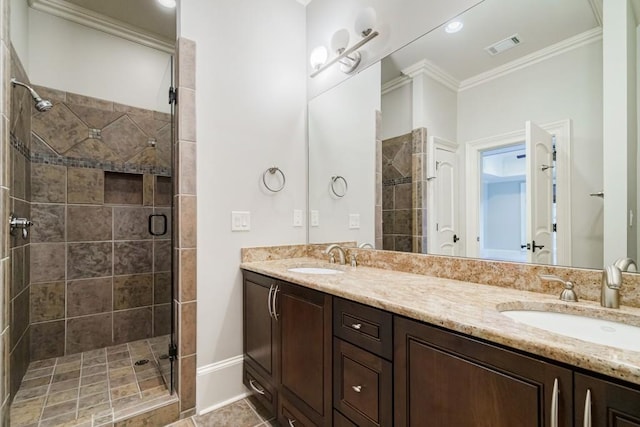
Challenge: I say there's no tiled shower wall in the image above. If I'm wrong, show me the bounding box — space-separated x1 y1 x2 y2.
9 45 32 401
0 0 10 419
26 87 173 360
381 128 427 253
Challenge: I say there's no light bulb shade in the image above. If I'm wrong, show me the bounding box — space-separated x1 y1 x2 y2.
355 7 377 37
157 0 176 8
331 29 350 54
310 46 328 70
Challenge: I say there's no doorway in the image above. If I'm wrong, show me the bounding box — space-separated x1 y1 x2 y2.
465 119 571 265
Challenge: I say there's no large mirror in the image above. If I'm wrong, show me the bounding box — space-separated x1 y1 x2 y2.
308 0 626 270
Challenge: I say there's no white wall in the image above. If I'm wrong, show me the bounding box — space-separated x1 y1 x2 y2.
415 72 457 141
458 40 603 269
306 0 482 99
27 9 171 113
308 63 381 245
381 82 411 140
179 0 307 413
10 0 29 69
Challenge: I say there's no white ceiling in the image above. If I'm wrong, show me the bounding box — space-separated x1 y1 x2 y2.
62 0 176 41
382 0 602 85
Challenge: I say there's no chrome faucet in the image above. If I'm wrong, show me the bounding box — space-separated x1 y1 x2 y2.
601 258 636 309
358 242 374 249
325 244 346 265
539 275 578 302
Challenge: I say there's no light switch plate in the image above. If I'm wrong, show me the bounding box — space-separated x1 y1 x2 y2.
231 211 250 231
311 210 320 227
293 209 303 227
348 213 360 229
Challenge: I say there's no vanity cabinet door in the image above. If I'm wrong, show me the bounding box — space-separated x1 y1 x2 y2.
394 316 572 427
575 373 640 427
243 271 279 384
277 282 332 427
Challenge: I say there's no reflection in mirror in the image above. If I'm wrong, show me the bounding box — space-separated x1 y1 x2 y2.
309 0 612 270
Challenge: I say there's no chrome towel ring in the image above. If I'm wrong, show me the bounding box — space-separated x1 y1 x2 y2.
330 175 348 198
263 166 286 192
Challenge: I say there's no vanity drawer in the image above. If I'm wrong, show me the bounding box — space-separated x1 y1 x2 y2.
333 297 393 360
334 410 358 427
333 338 392 427
243 363 276 418
278 396 315 427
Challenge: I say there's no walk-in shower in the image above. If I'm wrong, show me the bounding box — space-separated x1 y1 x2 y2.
10 78 53 112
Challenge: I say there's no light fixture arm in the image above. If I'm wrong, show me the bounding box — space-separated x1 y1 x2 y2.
310 30 379 78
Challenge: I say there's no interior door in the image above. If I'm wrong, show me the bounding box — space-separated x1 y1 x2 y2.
434 148 460 256
525 121 554 264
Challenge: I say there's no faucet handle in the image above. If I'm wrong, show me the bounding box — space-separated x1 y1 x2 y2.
328 253 336 264
559 281 578 302
539 274 578 302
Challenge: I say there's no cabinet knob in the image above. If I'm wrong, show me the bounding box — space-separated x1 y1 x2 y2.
351 323 362 330
352 385 362 393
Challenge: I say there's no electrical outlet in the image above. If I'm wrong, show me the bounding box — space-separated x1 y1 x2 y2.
311 210 320 227
293 209 303 227
231 211 250 231
348 213 360 229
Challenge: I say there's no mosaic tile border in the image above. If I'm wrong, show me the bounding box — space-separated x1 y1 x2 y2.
10 133 172 177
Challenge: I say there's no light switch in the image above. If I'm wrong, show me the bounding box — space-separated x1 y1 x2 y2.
348 213 360 229
311 210 320 227
293 209 303 227
231 211 251 231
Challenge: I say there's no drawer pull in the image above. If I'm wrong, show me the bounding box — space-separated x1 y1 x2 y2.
352 385 362 393
583 389 592 427
288 419 296 427
351 323 362 330
550 378 558 427
248 379 265 395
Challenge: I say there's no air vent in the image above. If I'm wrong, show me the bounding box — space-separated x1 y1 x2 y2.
485 34 521 56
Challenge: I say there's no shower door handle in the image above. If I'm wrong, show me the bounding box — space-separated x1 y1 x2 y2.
149 214 168 236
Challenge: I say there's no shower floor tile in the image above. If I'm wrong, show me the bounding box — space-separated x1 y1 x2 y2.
10 335 175 427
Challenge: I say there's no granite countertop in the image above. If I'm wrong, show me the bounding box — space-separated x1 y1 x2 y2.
240 257 640 386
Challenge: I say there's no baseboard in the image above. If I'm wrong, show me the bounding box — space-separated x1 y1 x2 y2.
196 354 250 415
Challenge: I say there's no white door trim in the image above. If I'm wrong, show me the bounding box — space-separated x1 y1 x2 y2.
464 119 572 265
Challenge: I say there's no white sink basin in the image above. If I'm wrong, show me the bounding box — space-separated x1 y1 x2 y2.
501 310 640 352
287 267 343 275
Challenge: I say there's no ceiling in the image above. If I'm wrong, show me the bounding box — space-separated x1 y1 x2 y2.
62 0 176 41
382 0 602 85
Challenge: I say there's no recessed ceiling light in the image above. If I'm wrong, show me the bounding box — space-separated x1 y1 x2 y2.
157 0 176 8
445 20 463 34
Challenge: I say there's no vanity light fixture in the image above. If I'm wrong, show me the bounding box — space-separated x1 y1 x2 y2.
310 8 379 78
310 46 329 71
445 20 464 33
157 0 176 9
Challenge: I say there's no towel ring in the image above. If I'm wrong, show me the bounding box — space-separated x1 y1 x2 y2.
263 166 286 192
330 175 348 198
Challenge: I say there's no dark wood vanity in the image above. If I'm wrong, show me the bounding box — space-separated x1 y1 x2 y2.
242 270 640 426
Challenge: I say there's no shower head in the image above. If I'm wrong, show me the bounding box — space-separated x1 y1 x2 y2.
11 78 53 112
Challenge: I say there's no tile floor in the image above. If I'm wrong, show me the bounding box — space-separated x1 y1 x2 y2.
169 397 276 427
10 336 175 427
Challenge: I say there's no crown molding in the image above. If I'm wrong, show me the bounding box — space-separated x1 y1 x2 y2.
459 27 602 92
588 0 603 27
382 75 411 95
401 59 460 92
28 0 175 54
